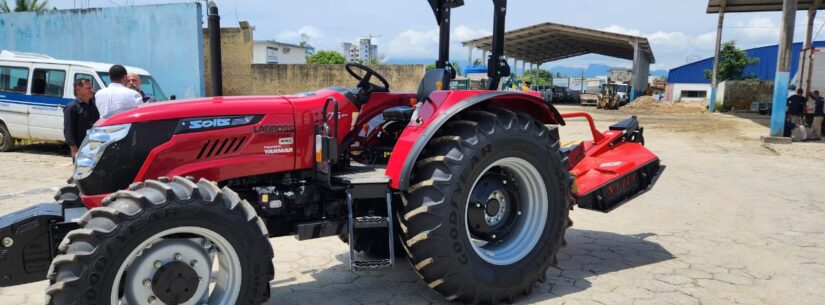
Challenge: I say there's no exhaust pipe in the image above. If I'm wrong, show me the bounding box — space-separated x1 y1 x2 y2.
207 1 223 97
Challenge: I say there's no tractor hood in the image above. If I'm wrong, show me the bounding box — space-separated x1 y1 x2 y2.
97 96 293 126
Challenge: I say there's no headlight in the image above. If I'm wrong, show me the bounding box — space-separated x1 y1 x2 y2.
73 124 131 180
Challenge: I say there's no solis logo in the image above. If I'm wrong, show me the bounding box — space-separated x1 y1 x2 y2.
189 118 231 129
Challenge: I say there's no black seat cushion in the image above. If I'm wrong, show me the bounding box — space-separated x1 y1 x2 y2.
382 106 414 122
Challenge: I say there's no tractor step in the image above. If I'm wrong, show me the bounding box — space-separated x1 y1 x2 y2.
346 188 395 271
352 258 393 271
353 216 389 229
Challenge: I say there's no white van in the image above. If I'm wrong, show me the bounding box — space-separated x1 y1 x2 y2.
0 50 168 151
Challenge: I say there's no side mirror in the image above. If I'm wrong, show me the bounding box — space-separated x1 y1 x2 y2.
170 95 177 100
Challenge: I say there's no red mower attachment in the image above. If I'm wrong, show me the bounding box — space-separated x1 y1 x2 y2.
561 113 664 212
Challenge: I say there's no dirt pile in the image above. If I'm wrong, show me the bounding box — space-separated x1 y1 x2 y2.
620 96 707 114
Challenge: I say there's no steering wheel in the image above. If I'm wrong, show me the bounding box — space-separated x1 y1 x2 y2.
345 63 390 100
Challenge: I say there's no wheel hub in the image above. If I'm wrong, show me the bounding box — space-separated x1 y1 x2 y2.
152 261 200 304
468 173 518 241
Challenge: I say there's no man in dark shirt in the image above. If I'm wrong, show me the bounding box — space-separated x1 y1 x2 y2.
63 79 100 158
787 89 807 125
813 90 824 140
126 73 157 103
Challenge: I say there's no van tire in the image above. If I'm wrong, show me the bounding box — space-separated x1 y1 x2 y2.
0 123 14 152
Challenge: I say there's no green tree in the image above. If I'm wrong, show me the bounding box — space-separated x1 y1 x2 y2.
472 58 483 66
523 69 553 86
704 40 759 81
0 0 52 12
306 50 346 64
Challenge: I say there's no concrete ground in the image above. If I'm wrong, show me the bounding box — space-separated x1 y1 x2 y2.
1 105 824 305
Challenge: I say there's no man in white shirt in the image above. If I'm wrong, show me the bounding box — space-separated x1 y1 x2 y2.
95 65 143 117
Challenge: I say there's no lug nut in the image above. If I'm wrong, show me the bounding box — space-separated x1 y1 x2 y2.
1 237 12 248
154 261 162 269
475 203 482 208
174 253 182 261
492 234 497 239
190 260 199 267
502 180 507 184
143 279 151 287
148 296 157 304
517 211 522 216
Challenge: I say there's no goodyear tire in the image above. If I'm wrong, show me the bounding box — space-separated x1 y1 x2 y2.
0 123 13 152
46 177 274 305
401 108 570 304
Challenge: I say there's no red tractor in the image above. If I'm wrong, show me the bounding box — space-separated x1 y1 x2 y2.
0 1 662 304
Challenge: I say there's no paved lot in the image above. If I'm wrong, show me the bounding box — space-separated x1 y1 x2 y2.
1 105 824 304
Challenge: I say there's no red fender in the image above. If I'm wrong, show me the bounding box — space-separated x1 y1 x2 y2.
386 90 565 190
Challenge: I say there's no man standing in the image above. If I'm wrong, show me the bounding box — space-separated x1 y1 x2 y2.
63 79 100 158
126 73 157 103
813 90 824 140
787 89 807 125
95 65 143 117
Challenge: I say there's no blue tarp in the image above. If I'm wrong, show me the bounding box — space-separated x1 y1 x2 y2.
668 41 825 84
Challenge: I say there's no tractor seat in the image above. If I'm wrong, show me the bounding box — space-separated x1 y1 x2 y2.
382 106 413 123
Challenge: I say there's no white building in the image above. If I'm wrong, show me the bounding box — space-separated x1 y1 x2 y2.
342 36 379 63
252 41 309 64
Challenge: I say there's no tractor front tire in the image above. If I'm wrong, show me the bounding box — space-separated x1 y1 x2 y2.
46 177 274 305
54 185 84 209
401 108 570 304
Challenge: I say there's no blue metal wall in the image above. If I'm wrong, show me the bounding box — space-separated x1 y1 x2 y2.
668 41 825 84
0 3 204 98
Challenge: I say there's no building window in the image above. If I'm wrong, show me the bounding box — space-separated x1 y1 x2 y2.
680 90 707 98
266 47 279 64
31 69 66 97
0 66 29 94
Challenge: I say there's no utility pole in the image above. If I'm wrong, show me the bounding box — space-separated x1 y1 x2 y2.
769 0 798 137
709 0 726 113
207 1 222 97
800 0 823 94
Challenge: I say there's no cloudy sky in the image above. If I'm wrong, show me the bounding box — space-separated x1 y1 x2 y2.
50 0 825 70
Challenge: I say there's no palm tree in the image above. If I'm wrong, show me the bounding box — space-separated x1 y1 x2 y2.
0 0 52 13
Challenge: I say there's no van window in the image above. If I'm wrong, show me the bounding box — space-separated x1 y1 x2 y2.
0 66 30 94
32 69 66 97
74 73 102 91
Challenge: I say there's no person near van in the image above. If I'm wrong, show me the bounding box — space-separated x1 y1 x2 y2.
63 79 100 158
126 73 156 103
787 89 807 125
95 65 142 117
813 90 825 140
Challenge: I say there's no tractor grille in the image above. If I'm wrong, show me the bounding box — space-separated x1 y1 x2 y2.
197 136 246 159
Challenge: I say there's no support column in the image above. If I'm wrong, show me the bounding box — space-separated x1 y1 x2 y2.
801 0 822 93
482 50 488 66
710 0 727 112
522 61 526 77
468 47 473 66
630 41 641 101
770 0 798 137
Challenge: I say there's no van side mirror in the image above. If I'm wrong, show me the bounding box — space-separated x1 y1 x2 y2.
170 95 176 100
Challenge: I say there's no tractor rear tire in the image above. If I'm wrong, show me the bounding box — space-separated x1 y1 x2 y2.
400 108 571 304
0 123 14 152
46 177 274 305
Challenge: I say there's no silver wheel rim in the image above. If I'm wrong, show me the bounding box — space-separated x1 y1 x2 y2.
465 157 549 266
110 226 242 305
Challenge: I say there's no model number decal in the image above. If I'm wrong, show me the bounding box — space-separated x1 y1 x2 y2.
264 145 293 155
189 118 231 129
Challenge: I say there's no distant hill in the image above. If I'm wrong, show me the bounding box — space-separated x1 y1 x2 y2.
549 64 668 78
385 59 668 78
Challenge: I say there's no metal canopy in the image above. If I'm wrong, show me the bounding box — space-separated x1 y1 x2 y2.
461 22 655 64
707 0 825 13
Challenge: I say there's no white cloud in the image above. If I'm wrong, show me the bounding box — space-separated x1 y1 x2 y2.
276 26 323 43
387 28 440 58
386 25 490 60
734 16 779 42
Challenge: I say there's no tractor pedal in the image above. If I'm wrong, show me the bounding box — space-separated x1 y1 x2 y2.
352 216 388 229
352 258 393 270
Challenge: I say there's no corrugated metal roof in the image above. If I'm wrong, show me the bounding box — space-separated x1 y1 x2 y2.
668 41 825 84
